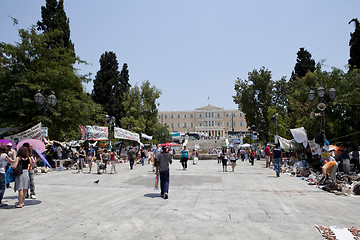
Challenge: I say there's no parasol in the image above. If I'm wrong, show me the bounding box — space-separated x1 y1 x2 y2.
0 139 15 148
17 139 46 153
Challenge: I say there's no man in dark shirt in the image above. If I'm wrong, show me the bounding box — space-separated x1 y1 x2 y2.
156 146 172 199
127 147 136 170
271 144 283 177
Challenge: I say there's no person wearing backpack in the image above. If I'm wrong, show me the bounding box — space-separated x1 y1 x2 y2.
180 146 189 170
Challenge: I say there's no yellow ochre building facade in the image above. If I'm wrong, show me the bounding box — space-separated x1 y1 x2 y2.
158 105 248 137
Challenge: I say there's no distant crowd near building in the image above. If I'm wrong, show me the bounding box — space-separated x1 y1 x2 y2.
157 105 248 137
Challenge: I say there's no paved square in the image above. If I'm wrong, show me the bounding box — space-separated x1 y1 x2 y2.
1 159 359 239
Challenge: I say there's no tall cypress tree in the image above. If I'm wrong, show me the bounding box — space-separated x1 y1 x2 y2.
348 18 360 70
117 63 131 124
291 48 316 80
37 0 75 56
93 52 130 127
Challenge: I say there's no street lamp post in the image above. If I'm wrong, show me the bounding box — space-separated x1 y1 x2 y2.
272 113 279 144
105 115 116 148
34 90 57 136
307 85 336 143
249 125 256 148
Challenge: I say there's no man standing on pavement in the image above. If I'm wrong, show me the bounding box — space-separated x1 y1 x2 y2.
156 146 172 199
127 147 136 170
352 146 359 171
6 143 16 188
272 144 283 177
264 144 271 168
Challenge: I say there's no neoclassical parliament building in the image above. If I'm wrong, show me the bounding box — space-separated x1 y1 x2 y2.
157 105 248 137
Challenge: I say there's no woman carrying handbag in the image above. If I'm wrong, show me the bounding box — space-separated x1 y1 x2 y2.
12 146 35 208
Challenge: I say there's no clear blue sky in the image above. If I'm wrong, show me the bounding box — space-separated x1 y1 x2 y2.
1 0 359 111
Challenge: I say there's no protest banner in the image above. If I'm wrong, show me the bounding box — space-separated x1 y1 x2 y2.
141 133 153 140
79 125 108 141
114 127 140 142
5 123 42 145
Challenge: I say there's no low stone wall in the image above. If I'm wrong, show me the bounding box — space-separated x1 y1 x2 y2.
173 154 217 160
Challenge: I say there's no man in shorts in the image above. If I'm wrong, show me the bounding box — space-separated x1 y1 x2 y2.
264 144 271 168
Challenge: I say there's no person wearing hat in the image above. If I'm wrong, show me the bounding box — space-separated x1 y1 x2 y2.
156 146 172 199
0 145 15 207
6 143 16 188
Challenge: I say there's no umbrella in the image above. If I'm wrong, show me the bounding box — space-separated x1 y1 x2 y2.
17 139 46 153
157 142 180 147
0 139 15 148
230 139 241 144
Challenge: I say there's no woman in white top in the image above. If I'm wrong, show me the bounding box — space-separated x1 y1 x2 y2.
229 148 237 172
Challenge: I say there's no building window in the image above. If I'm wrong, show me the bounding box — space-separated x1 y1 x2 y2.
199 123 202 126
177 123 180 127
191 114 193 118
158 115 161 119
205 112 208 117
212 121 214 126
217 113 220 118
171 123 174 128
171 114 173 119
184 114 186 118
240 113 242 117
178 114 180 119
199 114 202 118
165 114 167 119
212 112 214 117
217 122 220 126
233 122 236 126
240 122 243 126
191 123 193 127
227 122 229 127
184 123 187 127
226 113 229 117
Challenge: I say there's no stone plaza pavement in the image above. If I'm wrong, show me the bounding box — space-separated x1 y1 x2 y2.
1 159 359 240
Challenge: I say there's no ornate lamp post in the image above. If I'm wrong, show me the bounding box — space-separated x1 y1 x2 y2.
272 113 279 144
307 85 337 143
34 90 57 136
105 115 116 147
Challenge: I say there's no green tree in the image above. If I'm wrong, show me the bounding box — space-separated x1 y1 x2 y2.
0 26 103 140
37 0 74 54
92 51 129 127
233 67 273 143
140 80 161 135
349 18 360 70
120 81 162 142
117 63 131 125
290 48 316 81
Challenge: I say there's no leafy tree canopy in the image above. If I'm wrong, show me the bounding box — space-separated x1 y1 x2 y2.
0 26 103 140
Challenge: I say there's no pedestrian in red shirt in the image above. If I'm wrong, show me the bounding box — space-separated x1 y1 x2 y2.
264 145 271 168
